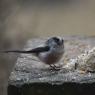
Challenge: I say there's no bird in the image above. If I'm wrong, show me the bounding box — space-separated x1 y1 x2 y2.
1 37 64 69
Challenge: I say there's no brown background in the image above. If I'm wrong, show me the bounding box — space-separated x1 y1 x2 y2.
0 0 95 95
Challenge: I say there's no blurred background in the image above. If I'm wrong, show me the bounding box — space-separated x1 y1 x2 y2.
0 0 95 95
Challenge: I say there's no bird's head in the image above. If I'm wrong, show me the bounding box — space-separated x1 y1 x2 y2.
46 37 64 49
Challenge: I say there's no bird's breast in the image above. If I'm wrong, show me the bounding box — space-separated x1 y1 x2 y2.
38 51 63 65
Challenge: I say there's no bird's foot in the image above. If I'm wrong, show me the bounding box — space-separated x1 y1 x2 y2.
49 64 61 71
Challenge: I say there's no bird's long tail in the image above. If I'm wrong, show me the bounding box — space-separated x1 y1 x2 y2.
0 50 41 62
0 46 50 54
0 50 34 53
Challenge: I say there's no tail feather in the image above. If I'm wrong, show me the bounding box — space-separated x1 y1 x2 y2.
0 46 50 54
0 50 34 53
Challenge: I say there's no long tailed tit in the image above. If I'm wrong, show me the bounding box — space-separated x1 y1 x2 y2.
2 37 64 69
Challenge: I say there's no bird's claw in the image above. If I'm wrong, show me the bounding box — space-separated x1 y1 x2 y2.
49 64 61 71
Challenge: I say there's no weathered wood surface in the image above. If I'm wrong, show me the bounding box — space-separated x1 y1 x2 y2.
8 36 95 95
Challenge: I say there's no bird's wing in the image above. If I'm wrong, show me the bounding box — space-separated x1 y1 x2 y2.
0 46 50 54
29 46 50 53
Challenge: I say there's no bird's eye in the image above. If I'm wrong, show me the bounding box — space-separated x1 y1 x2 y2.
52 37 60 43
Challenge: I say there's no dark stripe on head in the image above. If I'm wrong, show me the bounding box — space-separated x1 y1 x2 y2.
52 37 60 43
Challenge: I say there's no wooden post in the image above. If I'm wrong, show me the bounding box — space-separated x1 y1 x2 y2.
8 36 95 95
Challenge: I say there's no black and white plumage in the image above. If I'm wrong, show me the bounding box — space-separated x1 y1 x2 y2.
1 37 64 69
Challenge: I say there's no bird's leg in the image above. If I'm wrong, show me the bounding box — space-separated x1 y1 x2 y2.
53 64 62 69
52 64 58 68
49 64 61 70
49 64 54 68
